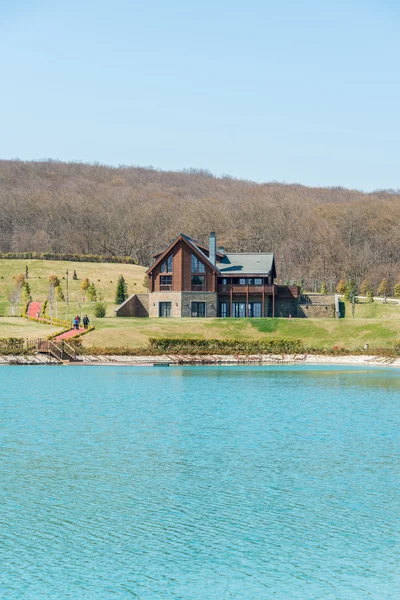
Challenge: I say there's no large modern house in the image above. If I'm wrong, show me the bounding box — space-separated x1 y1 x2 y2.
115 232 301 318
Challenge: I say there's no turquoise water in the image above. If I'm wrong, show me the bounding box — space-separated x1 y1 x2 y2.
1 365 400 599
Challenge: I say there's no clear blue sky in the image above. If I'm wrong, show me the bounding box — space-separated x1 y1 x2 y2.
1 0 399 190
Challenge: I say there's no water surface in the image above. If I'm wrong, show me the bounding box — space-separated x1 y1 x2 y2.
1 365 399 599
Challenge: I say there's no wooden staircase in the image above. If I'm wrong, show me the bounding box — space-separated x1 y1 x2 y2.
31 339 81 363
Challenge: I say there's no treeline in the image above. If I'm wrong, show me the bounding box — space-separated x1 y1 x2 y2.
1 159 400 291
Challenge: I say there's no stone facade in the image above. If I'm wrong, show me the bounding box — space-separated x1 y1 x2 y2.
148 292 217 318
181 292 218 318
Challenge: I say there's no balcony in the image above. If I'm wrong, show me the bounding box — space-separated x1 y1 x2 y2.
218 284 275 295
160 284 173 291
191 285 206 292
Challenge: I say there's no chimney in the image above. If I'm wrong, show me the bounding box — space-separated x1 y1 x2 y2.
209 231 216 266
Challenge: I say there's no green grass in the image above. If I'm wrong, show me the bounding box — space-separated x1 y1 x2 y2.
0 317 60 339
0 259 147 317
79 317 400 350
345 300 400 319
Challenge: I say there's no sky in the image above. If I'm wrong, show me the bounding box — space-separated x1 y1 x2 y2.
0 0 399 191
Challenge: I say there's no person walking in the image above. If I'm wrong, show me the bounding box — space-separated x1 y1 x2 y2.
83 315 89 329
73 316 79 330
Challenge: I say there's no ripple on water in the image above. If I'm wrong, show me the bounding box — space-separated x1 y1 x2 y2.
0 365 400 599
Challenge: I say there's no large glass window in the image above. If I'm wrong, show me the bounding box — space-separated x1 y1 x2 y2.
191 254 205 273
239 278 246 285
160 254 173 273
191 302 206 317
254 278 263 285
159 302 171 317
220 302 229 317
232 302 246 318
191 275 205 291
249 302 262 318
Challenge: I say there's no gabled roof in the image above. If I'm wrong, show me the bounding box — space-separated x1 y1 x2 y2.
218 253 276 276
152 234 224 259
147 233 220 275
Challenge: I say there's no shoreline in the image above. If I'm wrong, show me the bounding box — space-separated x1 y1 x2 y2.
1 353 400 367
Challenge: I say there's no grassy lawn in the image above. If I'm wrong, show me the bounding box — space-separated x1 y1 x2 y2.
0 317 61 339
0 259 147 317
80 317 400 350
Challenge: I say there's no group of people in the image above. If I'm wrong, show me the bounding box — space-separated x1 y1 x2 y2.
73 314 90 330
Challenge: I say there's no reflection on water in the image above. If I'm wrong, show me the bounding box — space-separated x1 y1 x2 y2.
1 365 400 599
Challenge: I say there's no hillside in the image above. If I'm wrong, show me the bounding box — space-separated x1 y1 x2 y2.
1 159 400 292
0 259 147 317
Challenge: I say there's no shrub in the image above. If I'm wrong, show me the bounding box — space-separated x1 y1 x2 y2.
320 282 328 294
147 338 306 355
143 274 149 289
73 270 78 280
394 282 400 299
0 252 136 264
93 301 107 318
366 290 374 303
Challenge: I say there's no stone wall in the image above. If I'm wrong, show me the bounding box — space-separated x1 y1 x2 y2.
181 292 218 317
148 292 182 317
297 293 336 318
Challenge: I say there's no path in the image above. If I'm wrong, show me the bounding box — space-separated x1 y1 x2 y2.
55 328 84 341
27 301 42 318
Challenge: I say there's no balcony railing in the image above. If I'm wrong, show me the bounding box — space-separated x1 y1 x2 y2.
160 284 173 291
191 285 206 292
218 284 275 294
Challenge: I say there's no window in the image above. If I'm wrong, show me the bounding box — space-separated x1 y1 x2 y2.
220 302 229 317
232 302 246 318
254 278 262 285
239 278 246 285
191 302 206 317
191 254 205 273
221 278 228 285
249 302 262 318
232 302 262 317
160 254 173 273
191 275 205 291
160 275 172 289
159 302 172 317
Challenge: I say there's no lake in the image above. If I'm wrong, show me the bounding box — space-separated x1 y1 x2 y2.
1 365 399 599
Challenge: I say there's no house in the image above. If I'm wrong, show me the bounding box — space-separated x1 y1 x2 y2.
115 232 301 318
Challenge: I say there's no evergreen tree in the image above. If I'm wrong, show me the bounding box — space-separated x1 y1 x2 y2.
115 275 128 304
344 279 358 303
336 279 346 294
366 290 374 303
377 278 391 298
394 282 400 299
320 281 328 294
143 274 149 289
73 270 78 280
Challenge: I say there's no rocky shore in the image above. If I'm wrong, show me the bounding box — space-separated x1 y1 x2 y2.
1 354 400 367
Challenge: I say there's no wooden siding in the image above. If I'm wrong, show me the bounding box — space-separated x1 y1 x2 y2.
150 238 216 293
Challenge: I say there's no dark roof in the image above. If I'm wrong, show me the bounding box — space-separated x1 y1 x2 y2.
218 253 275 275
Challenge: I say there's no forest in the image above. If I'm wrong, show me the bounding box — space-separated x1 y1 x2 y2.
1 159 400 292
